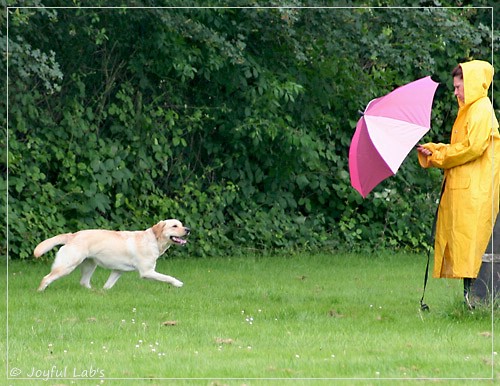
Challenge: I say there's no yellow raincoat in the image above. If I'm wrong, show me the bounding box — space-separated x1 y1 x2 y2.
418 60 500 279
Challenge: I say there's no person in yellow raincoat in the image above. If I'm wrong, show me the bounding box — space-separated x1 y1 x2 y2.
417 60 500 308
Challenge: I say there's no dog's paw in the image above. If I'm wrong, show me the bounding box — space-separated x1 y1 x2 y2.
171 279 183 288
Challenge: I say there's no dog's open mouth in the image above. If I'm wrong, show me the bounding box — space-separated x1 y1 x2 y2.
170 236 188 246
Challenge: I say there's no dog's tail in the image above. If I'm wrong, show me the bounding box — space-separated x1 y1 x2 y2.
34 233 74 258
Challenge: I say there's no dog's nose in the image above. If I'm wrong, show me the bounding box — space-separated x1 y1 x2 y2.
185 227 191 235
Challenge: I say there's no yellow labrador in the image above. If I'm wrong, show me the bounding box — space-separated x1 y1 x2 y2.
34 219 190 291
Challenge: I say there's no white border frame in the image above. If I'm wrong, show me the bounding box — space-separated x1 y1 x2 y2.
4 4 496 382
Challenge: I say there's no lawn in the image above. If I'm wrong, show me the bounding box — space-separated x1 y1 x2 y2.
2 252 498 385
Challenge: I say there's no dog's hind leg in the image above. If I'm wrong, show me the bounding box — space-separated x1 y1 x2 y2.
38 266 70 291
103 270 123 290
37 246 85 291
79 259 97 289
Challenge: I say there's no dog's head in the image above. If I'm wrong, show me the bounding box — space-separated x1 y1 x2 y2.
152 219 190 252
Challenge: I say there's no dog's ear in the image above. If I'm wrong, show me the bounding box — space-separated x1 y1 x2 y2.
152 221 165 240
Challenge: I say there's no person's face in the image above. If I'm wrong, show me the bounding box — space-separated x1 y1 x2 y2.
453 76 464 103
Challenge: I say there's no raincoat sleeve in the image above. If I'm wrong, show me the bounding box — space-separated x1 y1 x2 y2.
418 100 493 170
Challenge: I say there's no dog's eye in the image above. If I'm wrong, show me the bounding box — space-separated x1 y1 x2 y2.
172 225 178 228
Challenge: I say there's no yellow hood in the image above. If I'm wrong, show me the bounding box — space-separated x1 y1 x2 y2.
459 60 494 107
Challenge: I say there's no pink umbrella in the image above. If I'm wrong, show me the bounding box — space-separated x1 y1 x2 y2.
349 76 439 198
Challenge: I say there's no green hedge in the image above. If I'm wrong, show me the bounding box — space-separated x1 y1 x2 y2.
2 2 497 259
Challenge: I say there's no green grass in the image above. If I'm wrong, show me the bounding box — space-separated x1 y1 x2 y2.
2 252 499 385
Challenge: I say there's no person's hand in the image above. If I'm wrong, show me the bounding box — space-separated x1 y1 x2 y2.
417 145 432 156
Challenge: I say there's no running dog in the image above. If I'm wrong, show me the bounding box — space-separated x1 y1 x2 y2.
34 219 189 291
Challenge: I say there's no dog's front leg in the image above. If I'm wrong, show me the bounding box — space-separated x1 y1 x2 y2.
103 270 123 289
140 270 183 288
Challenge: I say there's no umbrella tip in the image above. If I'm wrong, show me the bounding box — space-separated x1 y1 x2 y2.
358 110 364 116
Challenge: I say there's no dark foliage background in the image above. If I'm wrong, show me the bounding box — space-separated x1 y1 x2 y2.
2 0 498 259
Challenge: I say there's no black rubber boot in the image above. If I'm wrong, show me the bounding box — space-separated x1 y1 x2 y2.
463 278 475 310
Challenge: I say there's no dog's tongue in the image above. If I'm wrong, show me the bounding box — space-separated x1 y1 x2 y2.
172 237 187 245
